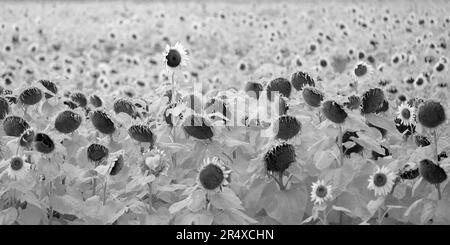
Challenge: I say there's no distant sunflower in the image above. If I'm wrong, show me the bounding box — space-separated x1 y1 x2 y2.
1 156 30 180
352 61 373 82
396 103 416 126
310 179 333 205
163 42 189 72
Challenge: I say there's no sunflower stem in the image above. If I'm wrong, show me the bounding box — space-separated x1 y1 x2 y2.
436 184 442 200
171 71 177 143
433 130 438 164
278 172 285 190
92 177 97 196
338 124 344 167
102 177 108 206
268 172 284 191
48 181 53 225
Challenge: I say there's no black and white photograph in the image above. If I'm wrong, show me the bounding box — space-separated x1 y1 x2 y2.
0 0 450 232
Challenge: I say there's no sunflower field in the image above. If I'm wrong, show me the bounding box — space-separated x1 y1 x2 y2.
1 0 450 226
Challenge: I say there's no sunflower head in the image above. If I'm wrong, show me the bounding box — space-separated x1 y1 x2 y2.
7 156 30 180
310 179 333 205
0 97 10 120
89 94 103 108
302 86 324 107
182 114 214 140
291 71 315 91
396 103 416 127
39 80 58 99
128 124 155 145
244 81 264 99
322 100 348 124
419 159 447 184
142 148 169 177
361 88 385 114
414 134 431 147
87 143 109 164
273 115 301 141
198 157 231 191
417 101 446 128
266 77 292 101
264 143 296 173
368 166 396 196
3 116 30 137
398 162 420 180
55 110 83 134
34 133 55 154
70 92 87 107
19 87 43 105
10 156 24 171
344 95 361 110
114 98 137 118
164 42 188 70
90 110 115 135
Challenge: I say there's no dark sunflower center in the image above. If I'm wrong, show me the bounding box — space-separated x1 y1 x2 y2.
166 49 181 68
10 157 24 171
354 64 368 77
401 108 411 119
315 185 328 198
374 173 387 187
416 78 424 85
199 164 224 190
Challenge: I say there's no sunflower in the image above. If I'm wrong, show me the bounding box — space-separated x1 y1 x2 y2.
1 156 31 180
310 179 333 206
197 157 231 192
142 148 169 177
163 42 189 72
352 61 373 82
367 166 396 196
396 102 416 126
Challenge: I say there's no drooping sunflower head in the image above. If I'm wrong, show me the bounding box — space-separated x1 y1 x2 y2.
264 143 296 174
302 86 324 108
322 100 348 124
